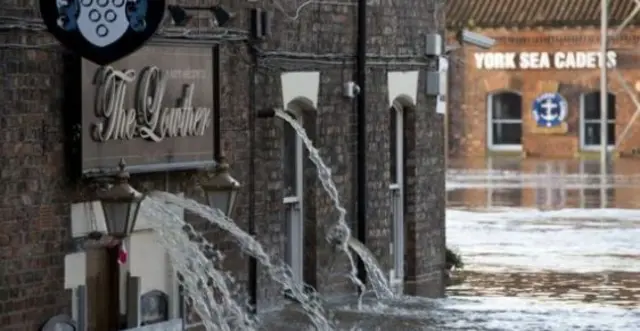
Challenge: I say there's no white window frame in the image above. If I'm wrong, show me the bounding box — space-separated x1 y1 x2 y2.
283 108 304 284
487 92 523 152
580 92 615 151
389 104 404 293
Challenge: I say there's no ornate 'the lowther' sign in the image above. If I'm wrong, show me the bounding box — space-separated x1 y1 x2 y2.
69 45 216 176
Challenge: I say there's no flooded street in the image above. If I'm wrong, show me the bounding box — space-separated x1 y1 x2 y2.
257 157 640 330
444 157 640 330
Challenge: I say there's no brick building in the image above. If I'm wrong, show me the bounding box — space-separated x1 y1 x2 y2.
446 0 640 158
0 0 445 330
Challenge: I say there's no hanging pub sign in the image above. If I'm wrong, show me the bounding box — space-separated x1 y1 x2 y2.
39 0 165 65
66 44 216 176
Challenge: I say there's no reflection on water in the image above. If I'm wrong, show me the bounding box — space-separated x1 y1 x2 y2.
450 271 640 308
445 157 640 329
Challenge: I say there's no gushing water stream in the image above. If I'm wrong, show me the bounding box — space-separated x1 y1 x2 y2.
142 193 333 331
129 108 394 330
140 199 256 331
274 108 394 299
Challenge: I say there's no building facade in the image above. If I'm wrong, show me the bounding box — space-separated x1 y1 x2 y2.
0 0 445 330
447 0 640 158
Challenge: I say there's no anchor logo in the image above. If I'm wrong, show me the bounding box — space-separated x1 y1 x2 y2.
532 93 568 128
40 0 164 65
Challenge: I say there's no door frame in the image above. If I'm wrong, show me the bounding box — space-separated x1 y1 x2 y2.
283 109 305 283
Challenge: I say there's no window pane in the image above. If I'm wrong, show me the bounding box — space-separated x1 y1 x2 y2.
583 122 600 146
283 116 298 197
583 92 616 120
583 122 614 146
491 93 521 120
583 93 600 120
607 122 615 145
389 108 397 183
492 122 521 145
608 94 616 120
284 206 293 266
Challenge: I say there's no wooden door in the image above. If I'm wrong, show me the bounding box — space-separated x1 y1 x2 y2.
86 248 119 331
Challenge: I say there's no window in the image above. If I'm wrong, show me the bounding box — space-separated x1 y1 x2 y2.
487 92 523 151
580 91 616 150
282 110 304 285
389 105 404 293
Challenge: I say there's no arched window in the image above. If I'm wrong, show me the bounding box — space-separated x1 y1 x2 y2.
389 103 404 294
282 106 304 284
487 91 522 151
580 91 616 150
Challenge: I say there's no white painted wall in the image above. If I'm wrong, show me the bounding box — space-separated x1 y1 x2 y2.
281 72 320 108
66 194 185 324
129 231 170 294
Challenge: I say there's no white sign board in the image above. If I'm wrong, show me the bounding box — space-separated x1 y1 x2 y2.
474 51 617 70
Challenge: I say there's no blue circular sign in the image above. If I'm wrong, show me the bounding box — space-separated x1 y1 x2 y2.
532 93 568 128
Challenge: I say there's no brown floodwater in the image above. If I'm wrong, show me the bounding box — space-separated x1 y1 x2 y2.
443 157 640 329
260 157 640 330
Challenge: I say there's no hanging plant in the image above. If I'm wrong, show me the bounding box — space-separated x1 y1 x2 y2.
445 247 465 287
446 247 464 270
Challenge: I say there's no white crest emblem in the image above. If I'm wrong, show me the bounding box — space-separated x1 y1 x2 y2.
76 0 129 47
532 93 568 128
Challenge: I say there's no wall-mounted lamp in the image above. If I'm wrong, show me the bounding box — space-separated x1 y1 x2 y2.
167 5 233 27
95 159 145 239
201 156 241 216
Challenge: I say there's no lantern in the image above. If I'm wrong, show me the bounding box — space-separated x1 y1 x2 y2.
201 158 241 216
97 159 144 238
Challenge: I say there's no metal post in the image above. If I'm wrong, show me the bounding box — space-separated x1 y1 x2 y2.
600 0 609 208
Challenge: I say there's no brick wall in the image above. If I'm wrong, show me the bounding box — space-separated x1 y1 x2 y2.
0 0 446 328
448 27 640 158
250 0 446 301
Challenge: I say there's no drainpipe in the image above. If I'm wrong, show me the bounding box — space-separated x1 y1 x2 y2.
213 45 221 160
355 0 367 286
247 46 258 311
